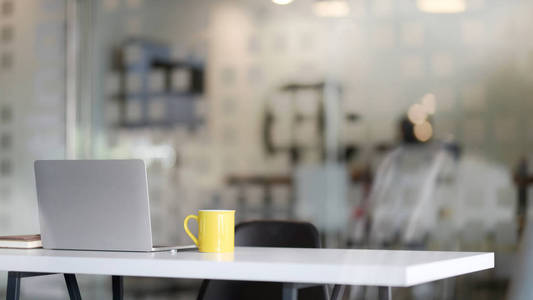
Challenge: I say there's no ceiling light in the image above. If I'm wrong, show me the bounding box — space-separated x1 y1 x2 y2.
313 0 350 17
421 93 437 115
417 0 466 13
272 0 294 5
407 104 428 125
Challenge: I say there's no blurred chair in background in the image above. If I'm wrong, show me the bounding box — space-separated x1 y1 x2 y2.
197 220 328 300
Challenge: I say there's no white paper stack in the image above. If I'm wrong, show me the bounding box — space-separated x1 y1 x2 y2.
0 234 42 249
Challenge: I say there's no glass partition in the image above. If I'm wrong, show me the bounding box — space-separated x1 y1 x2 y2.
0 0 66 237
2 0 533 298
72 2 533 297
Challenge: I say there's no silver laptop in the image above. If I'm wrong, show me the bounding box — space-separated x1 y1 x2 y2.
34 159 194 252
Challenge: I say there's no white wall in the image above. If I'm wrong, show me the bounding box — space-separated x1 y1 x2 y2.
0 0 66 236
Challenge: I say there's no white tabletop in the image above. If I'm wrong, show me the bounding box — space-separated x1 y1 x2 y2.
0 247 494 287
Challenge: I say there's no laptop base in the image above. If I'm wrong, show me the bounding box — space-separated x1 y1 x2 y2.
150 245 197 252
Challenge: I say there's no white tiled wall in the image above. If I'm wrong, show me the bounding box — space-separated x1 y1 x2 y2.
0 0 66 236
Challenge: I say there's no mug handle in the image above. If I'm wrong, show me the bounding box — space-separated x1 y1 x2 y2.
184 215 199 246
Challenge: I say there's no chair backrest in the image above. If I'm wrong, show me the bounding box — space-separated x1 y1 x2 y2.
197 220 328 300
234 220 321 248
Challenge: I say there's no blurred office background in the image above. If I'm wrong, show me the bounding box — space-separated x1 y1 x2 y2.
1 0 533 299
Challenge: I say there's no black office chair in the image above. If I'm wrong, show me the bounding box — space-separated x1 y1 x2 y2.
196 220 329 300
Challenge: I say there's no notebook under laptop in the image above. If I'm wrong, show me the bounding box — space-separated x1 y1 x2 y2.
34 159 195 252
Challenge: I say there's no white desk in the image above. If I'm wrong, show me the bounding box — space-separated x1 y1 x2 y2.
0 247 494 300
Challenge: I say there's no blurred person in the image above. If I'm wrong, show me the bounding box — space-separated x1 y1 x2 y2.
346 116 455 300
359 115 513 300
368 116 455 247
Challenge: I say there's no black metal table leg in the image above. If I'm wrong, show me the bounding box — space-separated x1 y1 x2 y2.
112 275 124 300
378 286 392 300
64 274 82 300
5 272 82 300
282 283 297 300
330 284 345 300
6 272 21 300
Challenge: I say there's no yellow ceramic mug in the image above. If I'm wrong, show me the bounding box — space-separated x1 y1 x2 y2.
184 210 235 253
